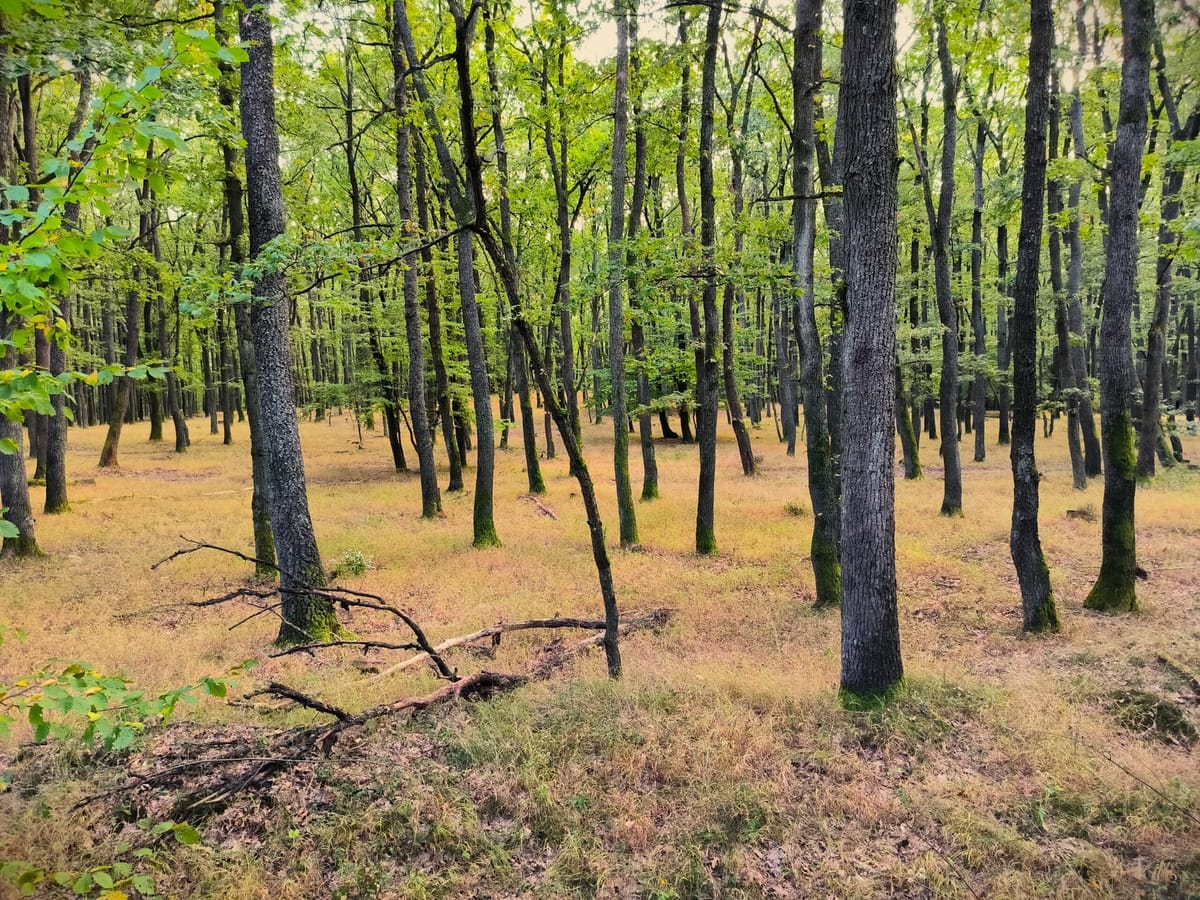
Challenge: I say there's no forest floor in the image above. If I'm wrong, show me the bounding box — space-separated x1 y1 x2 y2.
1 406 1198 899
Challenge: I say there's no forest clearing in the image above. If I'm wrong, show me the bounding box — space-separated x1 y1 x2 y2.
1 411 1198 897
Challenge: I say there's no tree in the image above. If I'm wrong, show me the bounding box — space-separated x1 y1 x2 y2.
239 7 336 644
1009 0 1058 633
793 0 840 609
608 0 638 547
695 0 722 556
1085 0 1153 614
838 0 903 698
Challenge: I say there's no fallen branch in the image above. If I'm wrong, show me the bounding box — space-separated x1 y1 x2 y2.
74 609 673 816
269 638 423 659
519 493 559 519
165 538 457 680
246 683 351 721
367 608 672 681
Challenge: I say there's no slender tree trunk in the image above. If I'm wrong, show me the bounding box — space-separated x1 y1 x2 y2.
794 0 840 607
1048 70 1086 491
414 138 463 493
217 0 273 573
626 4 658 500
970 110 987 462
1070 12 1102 476
1085 0 1153 614
1010 0 1059 633
839 0 902 699
394 36 440 517
99 278 140 468
44 73 93 513
609 0 638 547
240 8 335 643
997 224 1012 445
931 16 962 515
694 2 722 556
394 0 498 546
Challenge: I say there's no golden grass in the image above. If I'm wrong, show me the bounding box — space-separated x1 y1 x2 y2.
1 404 1198 897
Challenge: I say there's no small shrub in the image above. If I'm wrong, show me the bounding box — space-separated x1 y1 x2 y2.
331 549 373 579
783 502 807 518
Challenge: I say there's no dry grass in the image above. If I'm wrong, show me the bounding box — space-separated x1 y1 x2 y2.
1 406 1198 898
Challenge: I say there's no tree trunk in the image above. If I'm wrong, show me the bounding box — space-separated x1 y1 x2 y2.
609 0 639 547
45 73 94 513
239 8 335 643
793 0 840 607
1009 0 1059 633
1085 0 1153 614
839 0 903 699
695 2 722 556
394 39 440 517
931 16 963 516
1048 70 1086 491
414 138 463 493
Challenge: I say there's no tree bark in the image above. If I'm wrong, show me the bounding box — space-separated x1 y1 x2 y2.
1010 0 1059 633
695 1 722 555
239 8 335 643
1085 0 1153 614
608 0 639 547
793 0 840 607
838 0 902 698
393 24 440 516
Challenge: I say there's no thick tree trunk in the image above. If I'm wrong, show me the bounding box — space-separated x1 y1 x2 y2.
839 0 902 699
794 0 840 607
1085 0 1153 614
240 8 335 643
1009 0 1059 633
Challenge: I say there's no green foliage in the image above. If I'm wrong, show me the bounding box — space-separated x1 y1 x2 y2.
0 652 256 772
0 817 202 898
331 549 373 579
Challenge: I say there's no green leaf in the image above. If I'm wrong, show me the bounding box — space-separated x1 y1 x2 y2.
0 438 18 455
93 870 114 889
129 875 155 895
4 184 29 203
172 823 201 845
72 873 93 894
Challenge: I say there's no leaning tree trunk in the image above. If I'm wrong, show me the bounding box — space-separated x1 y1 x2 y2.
1009 0 1059 633
838 0 902 699
393 0 498 547
239 8 335 643
1085 0 1152 614
793 0 840 608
